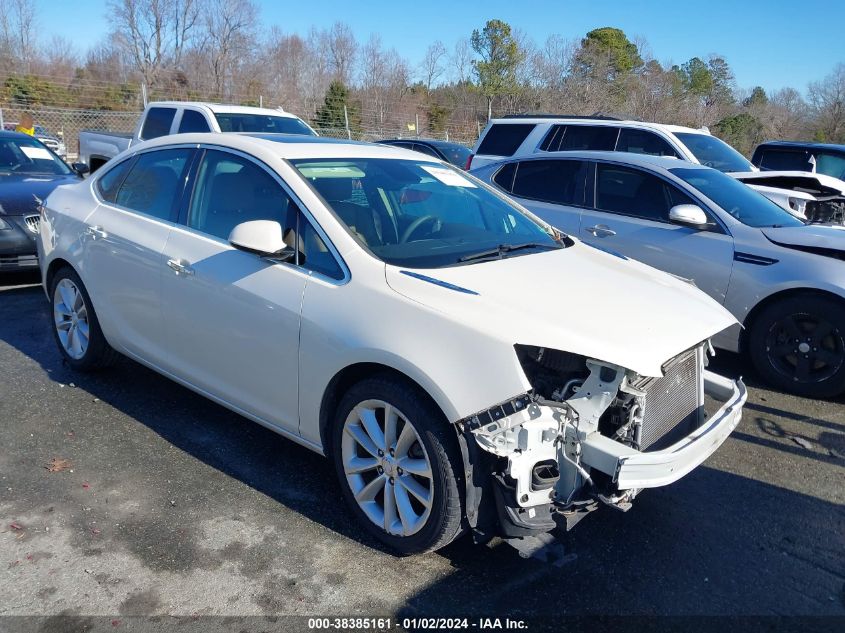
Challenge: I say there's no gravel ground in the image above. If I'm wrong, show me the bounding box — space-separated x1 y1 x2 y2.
0 271 843 630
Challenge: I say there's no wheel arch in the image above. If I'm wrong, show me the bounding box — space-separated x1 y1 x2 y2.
44 257 77 294
318 362 454 458
740 287 845 353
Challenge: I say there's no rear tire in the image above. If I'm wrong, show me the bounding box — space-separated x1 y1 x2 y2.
330 376 464 554
50 266 119 371
748 294 845 398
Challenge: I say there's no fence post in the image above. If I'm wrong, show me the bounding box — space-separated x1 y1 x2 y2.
445 129 449 142
259 95 263 108
343 105 351 140
415 113 420 139
0 108 4 130
141 83 148 107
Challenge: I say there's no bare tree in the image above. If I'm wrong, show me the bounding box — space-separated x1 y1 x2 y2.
327 21 357 85
809 63 845 142
0 0 37 72
451 38 472 84
197 0 258 99
107 0 201 88
420 40 446 91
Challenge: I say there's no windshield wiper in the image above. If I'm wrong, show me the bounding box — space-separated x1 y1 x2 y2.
457 242 560 263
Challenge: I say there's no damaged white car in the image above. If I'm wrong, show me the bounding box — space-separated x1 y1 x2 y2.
38 134 746 553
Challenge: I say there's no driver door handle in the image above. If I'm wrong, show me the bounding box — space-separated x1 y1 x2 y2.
585 224 616 238
166 258 194 276
86 225 107 240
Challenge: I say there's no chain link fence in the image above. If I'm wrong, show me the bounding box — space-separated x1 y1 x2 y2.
0 104 139 159
0 101 481 162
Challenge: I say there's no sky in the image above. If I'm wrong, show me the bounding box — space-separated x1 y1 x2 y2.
35 0 845 93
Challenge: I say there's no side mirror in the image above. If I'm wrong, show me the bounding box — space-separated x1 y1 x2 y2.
228 220 295 261
72 162 90 175
669 204 708 228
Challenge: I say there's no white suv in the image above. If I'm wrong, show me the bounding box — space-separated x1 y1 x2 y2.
469 116 845 221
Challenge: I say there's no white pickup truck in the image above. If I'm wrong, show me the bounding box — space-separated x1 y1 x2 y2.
78 101 317 172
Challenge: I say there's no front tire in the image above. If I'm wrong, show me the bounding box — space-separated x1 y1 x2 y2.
331 376 464 554
748 294 845 398
50 267 119 371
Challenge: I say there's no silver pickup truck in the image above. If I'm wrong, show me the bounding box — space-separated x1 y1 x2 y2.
78 101 317 172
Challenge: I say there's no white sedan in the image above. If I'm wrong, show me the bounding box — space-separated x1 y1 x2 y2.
38 134 745 553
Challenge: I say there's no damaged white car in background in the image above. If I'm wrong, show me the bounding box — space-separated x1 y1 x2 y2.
39 134 746 554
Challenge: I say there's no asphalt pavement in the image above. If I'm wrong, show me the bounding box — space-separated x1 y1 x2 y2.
0 270 843 630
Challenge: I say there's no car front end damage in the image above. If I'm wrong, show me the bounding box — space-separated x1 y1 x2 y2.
457 342 746 539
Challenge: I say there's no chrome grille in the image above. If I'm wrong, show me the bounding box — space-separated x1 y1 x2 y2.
638 347 703 451
24 215 40 234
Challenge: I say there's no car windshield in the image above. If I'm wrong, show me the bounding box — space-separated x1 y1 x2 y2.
670 167 804 228
290 158 565 268
675 132 753 173
0 136 72 176
214 113 315 135
434 143 472 167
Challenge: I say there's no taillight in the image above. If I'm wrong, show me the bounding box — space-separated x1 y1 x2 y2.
464 153 474 170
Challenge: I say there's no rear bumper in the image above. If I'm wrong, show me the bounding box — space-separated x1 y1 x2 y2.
581 371 746 490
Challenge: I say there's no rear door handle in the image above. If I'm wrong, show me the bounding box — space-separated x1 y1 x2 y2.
585 224 616 238
166 258 194 276
86 225 107 240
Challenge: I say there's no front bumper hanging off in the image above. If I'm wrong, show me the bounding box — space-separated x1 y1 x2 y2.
580 371 746 490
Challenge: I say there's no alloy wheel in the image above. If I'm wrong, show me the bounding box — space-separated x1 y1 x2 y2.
765 312 845 383
53 278 90 360
341 399 434 537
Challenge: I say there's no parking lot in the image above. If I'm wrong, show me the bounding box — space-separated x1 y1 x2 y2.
0 270 843 625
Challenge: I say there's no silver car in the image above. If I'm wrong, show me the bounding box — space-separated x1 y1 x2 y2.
473 151 845 398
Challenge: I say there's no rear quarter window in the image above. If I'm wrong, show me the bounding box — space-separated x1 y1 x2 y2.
477 124 535 157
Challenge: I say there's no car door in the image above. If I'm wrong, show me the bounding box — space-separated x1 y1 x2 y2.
159 148 309 432
578 161 735 303
83 147 195 364
493 158 588 236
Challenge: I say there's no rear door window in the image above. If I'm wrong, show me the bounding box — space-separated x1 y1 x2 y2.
476 124 535 156
760 149 812 171
559 125 619 151
178 109 211 133
96 157 136 203
492 162 517 191
616 129 678 157
511 160 587 206
140 107 177 140
114 148 193 221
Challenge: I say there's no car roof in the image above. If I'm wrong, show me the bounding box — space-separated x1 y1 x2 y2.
127 132 444 162
756 140 845 153
148 101 304 119
500 150 706 172
378 138 466 148
0 130 42 140
486 117 707 136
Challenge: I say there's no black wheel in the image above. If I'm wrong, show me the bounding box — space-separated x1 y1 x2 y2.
50 266 119 371
330 376 464 554
748 294 845 398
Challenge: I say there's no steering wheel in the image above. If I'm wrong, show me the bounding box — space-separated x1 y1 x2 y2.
401 214 440 243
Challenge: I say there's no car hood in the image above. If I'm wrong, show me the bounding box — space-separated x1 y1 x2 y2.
0 173 79 216
731 171 845 197
761 224 845 250
384 243 737 377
